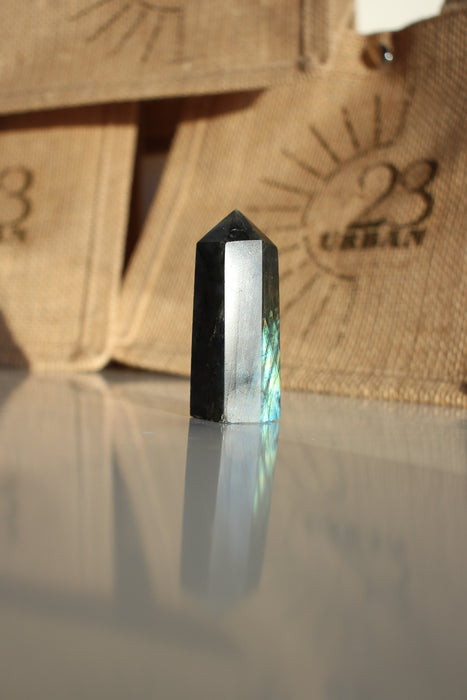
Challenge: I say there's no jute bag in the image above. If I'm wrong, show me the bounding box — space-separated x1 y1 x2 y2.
0 0 350 114
115 9 467 407
0 104 137 370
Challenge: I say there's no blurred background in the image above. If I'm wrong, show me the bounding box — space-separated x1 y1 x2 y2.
0 0 465 408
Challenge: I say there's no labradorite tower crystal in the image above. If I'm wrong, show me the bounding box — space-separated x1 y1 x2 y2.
190 210 280 423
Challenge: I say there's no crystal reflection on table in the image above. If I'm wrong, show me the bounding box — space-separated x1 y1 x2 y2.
181 419 279 610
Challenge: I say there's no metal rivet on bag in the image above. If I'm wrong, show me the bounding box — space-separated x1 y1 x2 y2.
361 34 394 68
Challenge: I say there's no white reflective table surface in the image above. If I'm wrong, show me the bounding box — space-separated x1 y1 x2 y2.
0 369 466 699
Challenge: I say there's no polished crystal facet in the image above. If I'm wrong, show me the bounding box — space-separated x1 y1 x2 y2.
190 210 280 423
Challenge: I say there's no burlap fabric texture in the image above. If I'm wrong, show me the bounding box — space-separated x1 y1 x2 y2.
0 104 137 370
115 9 467 407
0 0 350 114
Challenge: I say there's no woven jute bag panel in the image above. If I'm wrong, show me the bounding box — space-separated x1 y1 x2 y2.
0 104 137 370
0 0 351 114
115 10 467 407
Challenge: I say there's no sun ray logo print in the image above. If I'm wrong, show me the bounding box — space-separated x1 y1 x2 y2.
71 0 184 63
246 94 438 346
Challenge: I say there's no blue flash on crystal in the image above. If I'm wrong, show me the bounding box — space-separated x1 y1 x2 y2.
190 210 280 424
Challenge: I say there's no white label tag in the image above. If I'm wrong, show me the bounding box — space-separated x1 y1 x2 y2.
356 0 445 34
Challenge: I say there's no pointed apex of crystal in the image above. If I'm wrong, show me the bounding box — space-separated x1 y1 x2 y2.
200 209 274 244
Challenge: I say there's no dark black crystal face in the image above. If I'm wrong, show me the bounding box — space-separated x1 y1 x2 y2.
190 239 225 422
190 210 280 423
